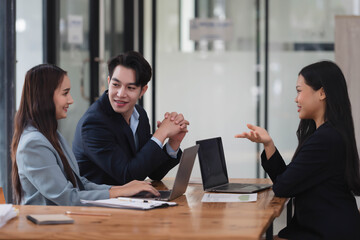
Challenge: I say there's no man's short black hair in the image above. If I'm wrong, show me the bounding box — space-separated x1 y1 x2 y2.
107 51 152 88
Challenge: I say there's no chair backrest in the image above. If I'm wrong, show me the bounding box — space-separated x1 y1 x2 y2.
0 187 5 204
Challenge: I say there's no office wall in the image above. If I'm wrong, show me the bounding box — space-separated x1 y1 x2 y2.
12 0 360 181
268 0 354 165
16 0 42 109
335 16 360 209
152 0 357 179
57 0 91 144
57 0 125 145
335 16 360 159
268 52 334 164
155 0 258 178
157 52 257 178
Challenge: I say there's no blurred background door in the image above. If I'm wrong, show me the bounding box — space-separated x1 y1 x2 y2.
56 0 128 144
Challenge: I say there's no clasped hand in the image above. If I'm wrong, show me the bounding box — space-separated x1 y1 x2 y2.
154 112 189 150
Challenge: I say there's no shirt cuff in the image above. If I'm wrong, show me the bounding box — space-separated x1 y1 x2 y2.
165 143 179 159
150 136 179 159
151 136 163 148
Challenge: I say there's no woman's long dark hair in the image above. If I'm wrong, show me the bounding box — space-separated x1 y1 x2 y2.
294 61 360 195
11 64 77 204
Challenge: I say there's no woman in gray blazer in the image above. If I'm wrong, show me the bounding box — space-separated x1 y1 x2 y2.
11 64 159 206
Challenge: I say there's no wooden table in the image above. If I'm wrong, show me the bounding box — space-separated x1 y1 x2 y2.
0 178 286 240
0 187 5 204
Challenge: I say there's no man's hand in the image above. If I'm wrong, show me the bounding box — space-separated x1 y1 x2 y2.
163 112 189 150
154 112 189 150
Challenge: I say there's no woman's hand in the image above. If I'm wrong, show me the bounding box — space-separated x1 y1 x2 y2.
235 124 275 160
109 180 160 198
235 124 272 145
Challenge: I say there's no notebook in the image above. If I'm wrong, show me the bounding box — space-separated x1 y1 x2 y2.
133 144 199 201
26 214 74 225
196 137 272 193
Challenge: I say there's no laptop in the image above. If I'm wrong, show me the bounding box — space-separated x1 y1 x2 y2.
133 144 199 201
196 137 272 193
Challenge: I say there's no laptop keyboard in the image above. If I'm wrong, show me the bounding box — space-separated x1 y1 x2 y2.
132 190 171 199
158 190 171 199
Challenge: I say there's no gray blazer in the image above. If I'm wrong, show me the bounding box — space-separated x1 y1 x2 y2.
16 125 111 206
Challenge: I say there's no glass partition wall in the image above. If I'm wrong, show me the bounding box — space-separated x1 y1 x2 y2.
2 0 358 202
153 0 260 178
149 0 359 179
268 0 356 166
57 0 92 143
57 0 125 144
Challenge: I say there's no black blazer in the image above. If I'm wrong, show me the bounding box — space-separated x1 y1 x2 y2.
262 122 360 240
72 91 180 185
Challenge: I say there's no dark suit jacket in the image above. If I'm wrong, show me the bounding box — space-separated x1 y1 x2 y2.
72 91 181 185
262 122 360 240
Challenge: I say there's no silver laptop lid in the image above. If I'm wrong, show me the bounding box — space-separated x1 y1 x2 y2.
167 144 199 200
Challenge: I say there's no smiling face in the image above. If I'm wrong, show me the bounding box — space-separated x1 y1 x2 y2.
53 75 74 120
295 74 326 127
108 65 148 123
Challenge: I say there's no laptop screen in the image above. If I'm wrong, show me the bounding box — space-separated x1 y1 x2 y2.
196 137 229 190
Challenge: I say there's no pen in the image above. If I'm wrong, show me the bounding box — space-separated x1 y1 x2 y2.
117 197 150 203
65 211 112 216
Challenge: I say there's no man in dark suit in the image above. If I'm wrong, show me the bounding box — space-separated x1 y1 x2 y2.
72 51 189 185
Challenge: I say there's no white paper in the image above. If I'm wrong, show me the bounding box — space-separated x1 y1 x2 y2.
67 15 83 44
81 198 177 210
0 204 18 228
201 193 257 202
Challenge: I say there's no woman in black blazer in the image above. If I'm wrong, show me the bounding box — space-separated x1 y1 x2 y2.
236 61 360 240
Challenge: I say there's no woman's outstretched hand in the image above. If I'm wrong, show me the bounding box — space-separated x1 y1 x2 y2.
235 124 272 145
235 124 275 160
